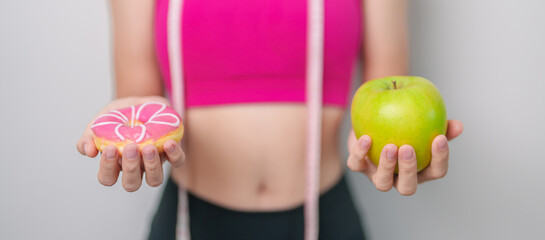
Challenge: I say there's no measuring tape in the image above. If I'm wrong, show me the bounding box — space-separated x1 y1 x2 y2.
167 0 190 239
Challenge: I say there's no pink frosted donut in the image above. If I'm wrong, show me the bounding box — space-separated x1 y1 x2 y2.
90 102 184 153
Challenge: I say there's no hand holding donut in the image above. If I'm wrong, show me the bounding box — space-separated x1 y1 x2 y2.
77 96 185 192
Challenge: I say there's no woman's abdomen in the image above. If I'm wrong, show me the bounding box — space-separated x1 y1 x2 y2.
171 105 345 211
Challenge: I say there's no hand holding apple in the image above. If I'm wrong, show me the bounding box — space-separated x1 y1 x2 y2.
352 76 448 171
347 121 463 195
347 76 463 195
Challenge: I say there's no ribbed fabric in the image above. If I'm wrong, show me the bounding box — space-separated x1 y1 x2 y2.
156 0 361 108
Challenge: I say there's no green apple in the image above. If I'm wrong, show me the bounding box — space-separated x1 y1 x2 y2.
351 76 447 172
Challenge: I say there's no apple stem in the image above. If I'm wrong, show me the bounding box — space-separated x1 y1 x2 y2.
393 80 397 90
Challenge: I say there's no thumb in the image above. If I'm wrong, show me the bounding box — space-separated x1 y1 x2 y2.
77 121 99 157
347 135 372 172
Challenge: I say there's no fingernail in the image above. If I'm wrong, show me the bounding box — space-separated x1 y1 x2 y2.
386 146 396 161
438 137 448 151
400 148 414 161
143 148 155 161
105 148 116 159
165 143 175 154
126 146 138 159
360 136 371 149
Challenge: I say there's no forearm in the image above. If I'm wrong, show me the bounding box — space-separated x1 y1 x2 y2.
363 0 409 81
110 0 163 98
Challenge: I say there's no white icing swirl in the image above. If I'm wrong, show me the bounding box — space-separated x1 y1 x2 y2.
91 102 180 143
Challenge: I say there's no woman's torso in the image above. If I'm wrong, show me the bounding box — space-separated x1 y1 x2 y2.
173 106 345 211
155 0 362 211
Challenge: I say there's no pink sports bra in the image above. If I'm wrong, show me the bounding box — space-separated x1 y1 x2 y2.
154 0 362 108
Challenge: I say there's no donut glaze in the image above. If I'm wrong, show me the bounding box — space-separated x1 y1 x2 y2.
91 102 184 153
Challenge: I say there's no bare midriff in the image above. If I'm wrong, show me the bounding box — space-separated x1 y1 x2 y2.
170 104 345 211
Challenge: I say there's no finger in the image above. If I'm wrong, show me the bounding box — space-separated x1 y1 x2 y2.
446 120 464 140
395 145 418 196
121 143 143 192
142 145 164 187
97 145 120 186
84 139 99 158
76 137 85 155
418 135 449 183
347 135 372 172
372 144 397 192
77 135 99 158
347 130 357 152
164 140 185 167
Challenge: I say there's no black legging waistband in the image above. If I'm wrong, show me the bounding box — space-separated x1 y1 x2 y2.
149 175 366 240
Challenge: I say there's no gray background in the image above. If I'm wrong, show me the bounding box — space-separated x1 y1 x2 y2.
1 0 544 239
